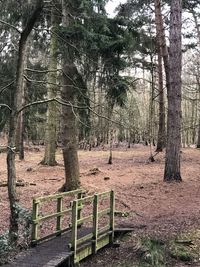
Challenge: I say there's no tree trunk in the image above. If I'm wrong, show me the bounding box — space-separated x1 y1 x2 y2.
164 0 182 182
61 1 80 191
7 0 44 244
41 3 59 166
108 128 113 164
154 0 170 93
197 119 200 148
154 0 166 152
156 50 165 152
192 11 200 149
148 53 156 158
15 40 30 160
61 64 80 191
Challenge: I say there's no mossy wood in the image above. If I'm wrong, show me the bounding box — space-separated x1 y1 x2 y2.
31 190 115 266
31 189 85 244
70 190 115 264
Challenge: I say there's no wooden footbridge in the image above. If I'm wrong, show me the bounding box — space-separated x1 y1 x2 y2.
4 189 128 267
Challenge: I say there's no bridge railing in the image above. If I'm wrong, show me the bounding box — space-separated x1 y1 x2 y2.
31 189 85 244
70 190 115 264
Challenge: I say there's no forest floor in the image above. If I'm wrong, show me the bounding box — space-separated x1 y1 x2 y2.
0 144 200 266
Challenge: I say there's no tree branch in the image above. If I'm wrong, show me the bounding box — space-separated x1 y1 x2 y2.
0 104 12 111
21 0 44 42
25 68 61 73
17 98 87 113
16 97 128 129
0 19 21 33
0 81 15 95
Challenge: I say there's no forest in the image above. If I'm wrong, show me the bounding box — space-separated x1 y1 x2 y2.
0 0 200 266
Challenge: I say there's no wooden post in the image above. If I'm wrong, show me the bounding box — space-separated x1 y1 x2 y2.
71 200 78 263
32 199 39 242
56 197 63 233
93 194 98 254
77 192 83 222
109 190 115 243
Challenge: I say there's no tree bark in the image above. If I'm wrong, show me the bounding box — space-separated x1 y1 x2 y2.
156 49 165 152
154 0 166 152
61 0 80 191
7 0 44 244
191 11 200 149
164 0 182 182
61 64 80 191
41 3 59 166
15 40 30 160
197 119 200 148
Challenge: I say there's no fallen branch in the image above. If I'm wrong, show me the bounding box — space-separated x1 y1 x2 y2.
0 181 35 187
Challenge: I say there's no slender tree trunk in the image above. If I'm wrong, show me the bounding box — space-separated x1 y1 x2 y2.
41 3 59 166
164 0 182 182
197 119 200 148
197 85 200 148
192 11 200 149
191 99 196 144
15 40 30 160
154 0 166 152
148 53 155 158
108 128 113 164
7 0 44 244
156 50 165 151
61 1 80 191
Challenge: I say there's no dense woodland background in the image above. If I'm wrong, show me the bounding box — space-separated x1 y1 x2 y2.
0 0 200 263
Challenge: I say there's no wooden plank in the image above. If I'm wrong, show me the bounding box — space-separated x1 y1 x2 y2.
33 208 71 223
97 234 110 250
71 200 78 262
76 195 94 204
97 230 112 240
93 194 98 253
75 244 92 263
77 233 93 246
31 226 72 245
75 234 110 263
77 214 93 225
77 192 83 221
98 224 110 234
32 199 39 241
109 190 115 243
33 189 84 203
98 208 110 218
56 197 63 232
98 190 111 198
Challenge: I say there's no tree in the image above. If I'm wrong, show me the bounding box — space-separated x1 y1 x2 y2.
4 0 44 243
154 0 166 152
187 4 200 149
61 0 80 191
164 0 182 182
41 1 59 166
197 121 200 148
15 40 30 160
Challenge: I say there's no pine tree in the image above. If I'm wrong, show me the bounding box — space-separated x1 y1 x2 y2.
164 0 182 182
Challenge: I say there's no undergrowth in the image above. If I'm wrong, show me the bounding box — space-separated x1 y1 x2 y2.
116 231 200 267
0 204 32 265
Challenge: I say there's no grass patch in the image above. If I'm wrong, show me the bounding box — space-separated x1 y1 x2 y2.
138 238 166 267
169 243 193 261
168 230 200 264
115 231 200 267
